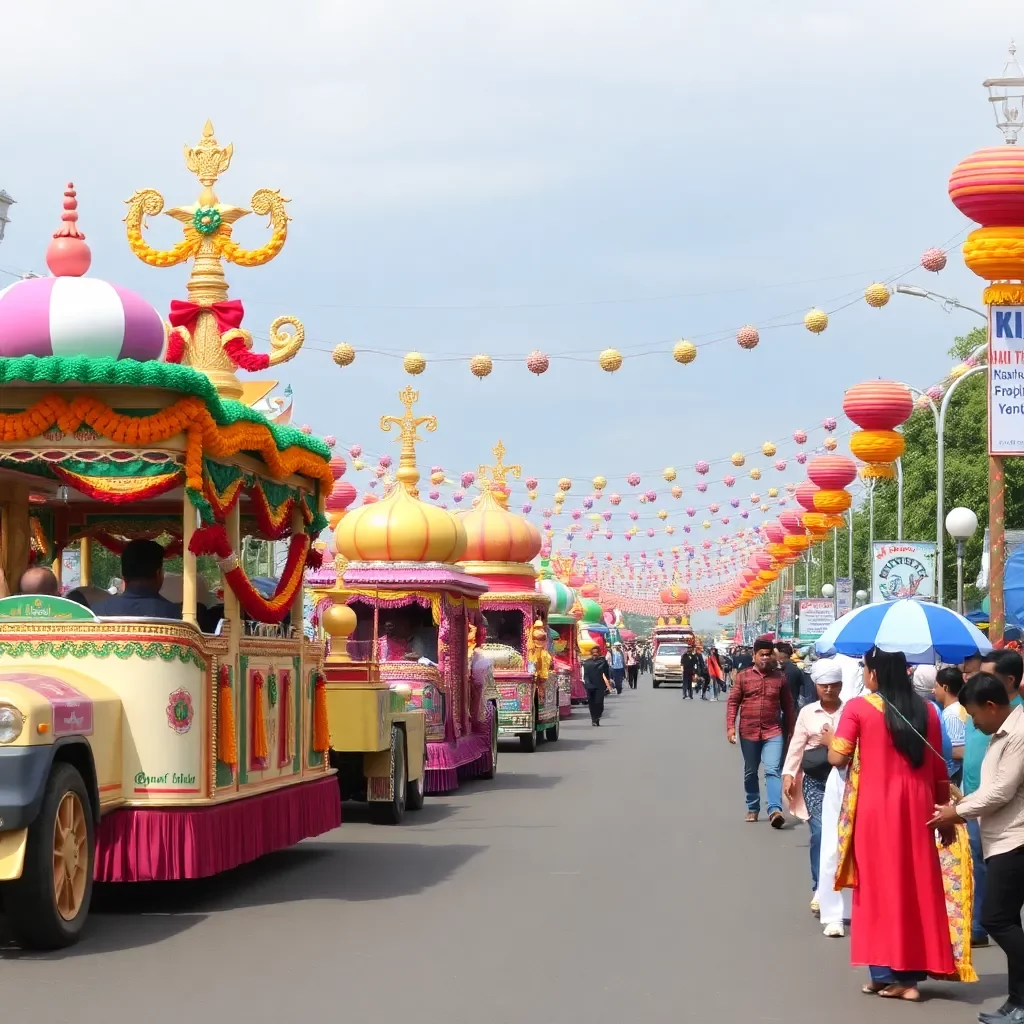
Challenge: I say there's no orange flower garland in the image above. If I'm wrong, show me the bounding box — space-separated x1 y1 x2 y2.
251 671 269 763
312 670 330 754
217 664 238 770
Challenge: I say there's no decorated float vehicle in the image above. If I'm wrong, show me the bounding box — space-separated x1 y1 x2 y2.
0 131 341 949
537 570 580 719
456 445 555 750
650 613 695 688
324 387 497 794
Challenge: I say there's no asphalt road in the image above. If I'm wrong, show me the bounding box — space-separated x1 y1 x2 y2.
1 676 1011 1022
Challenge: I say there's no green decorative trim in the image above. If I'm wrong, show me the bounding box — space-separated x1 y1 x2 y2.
307 667 321 769
238 654 249 785
0 355 330 460
193 206 222 235
0 637 206 669
292 655 301 774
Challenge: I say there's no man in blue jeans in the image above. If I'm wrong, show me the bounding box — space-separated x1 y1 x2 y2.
963 650 1024 948
726 638 795 827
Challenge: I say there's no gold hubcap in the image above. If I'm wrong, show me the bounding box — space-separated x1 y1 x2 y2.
52 792 87 921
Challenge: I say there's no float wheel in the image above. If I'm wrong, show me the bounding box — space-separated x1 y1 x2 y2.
5 762 94 949
481 705 498 779
547 715 560 742
370 727 407 825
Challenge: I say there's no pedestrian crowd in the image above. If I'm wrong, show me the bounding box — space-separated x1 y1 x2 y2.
725 636 1024 1020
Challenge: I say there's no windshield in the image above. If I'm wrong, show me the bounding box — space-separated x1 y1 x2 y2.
656 644 687 657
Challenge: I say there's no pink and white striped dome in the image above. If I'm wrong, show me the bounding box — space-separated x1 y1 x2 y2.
0 276 165 361
0 182 166 362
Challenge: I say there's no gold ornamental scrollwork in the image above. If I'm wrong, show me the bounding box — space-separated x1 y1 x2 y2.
123 120 303 399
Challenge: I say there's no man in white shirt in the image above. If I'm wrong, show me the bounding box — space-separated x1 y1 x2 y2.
930 671 1024 1024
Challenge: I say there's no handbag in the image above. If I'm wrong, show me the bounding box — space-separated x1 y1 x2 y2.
801 744 833 781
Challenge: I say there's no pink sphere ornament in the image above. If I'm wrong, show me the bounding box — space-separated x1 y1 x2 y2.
349 445 363 458
724 475 736 487
695 460 710 475
696 482 708 493
379 454 393 469
629 510 639 521
737 325 759 350
324 435 336 448
610 493 622 506
921 247 947 273
647 528 655 537
460 470 475 487
604 531 613 540
602 510 612 521
582 496 594 510
572 509 582 521
627 473 641 487
645 489 657 502
793 429 807 444
526 350 550 375
453 490 465 503
730 498 740 508
522 503 532 514
686 507 696 517
671 485 682 499
429 489 440 500
795 451 808 464
774 459 787 471
822 417 837 432
300 424 312 435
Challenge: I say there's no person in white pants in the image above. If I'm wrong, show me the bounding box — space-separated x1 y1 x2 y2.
813 652 863 937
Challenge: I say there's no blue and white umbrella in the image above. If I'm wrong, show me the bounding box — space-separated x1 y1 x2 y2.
814 599 993 664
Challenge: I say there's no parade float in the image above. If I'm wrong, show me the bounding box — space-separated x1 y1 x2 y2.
329 388 497 793
537 566 580 718
0 125 339 950
649 588 695 688
457 442 557 750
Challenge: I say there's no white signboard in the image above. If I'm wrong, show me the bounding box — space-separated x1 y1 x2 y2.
989 304 1024 455
871 541 936 604
836 577 853 616
798 599 835 640
61 547 81 593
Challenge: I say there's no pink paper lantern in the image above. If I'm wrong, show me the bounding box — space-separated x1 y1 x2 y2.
696 482 708 493
724 475 736 487
525 476 538 490
695 460 710 475
627 473 641 487
792 429 807 444
610 493 622 505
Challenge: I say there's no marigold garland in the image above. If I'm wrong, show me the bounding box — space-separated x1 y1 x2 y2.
312 670 330 753
53 465 183 505
217 664 238 769
251 670 269 764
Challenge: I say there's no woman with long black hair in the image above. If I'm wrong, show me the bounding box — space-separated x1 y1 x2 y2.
828 646 973 1000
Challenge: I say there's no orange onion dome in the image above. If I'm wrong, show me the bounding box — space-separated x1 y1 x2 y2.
949 146 1024 227
843 380 913 430
457 484 542 564
336 471 467 563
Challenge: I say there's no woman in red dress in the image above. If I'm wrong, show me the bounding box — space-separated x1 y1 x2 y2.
828 646 959 1001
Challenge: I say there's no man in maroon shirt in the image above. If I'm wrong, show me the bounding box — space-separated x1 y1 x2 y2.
726 638 796 827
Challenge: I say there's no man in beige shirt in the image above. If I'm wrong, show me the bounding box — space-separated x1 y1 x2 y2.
930 671 1024 1023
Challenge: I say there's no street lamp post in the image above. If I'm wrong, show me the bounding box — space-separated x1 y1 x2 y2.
945 507 979 616
0 190 14 243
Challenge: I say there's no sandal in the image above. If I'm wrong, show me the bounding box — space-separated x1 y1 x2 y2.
745 811 758 822
878 985 921 1002
862 983 887 995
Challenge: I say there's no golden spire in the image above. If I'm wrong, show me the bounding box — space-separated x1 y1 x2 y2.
124 121 303 399
380 386 437 497
478 439 521 509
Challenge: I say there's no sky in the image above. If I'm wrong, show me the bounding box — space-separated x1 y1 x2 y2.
0 1 1017 628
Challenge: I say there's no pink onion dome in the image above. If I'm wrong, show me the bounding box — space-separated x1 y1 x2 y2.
0 184 165 362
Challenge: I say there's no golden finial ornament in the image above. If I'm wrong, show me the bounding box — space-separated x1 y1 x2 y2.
124 120 303 399
380 386 437 498
478 440 522 509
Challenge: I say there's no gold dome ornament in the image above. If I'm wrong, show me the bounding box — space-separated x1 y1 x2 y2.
404 351 427 375
333 343 356 367
864 283 890 308
470 354 493 378
599 348 623 372
672 340 697 365
336 386 467 563
804 308 828 334
476 439 522 509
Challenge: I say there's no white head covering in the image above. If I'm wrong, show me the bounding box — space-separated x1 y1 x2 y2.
810 658 843 685
912 664 938 698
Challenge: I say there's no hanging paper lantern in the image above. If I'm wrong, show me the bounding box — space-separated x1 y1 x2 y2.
558 477 572 492
696 482 708 493
657 509 668 520
850 430 905 463
300 424 312 435
663 467 677 482
353 459 365 471
470 354 493 378
629 510 639 521
582 496 594 510
378 454 393 470
774 459 787 472
793 429 807 444
695 460 710 475
949 146 1024 227
524 476 539 491
602 510 612 522
644 489 657 502
843 380 914 431
521 503 532 514
673 339 698 365
823 437 838 451
804 308 828 334
349 445 363 459
599 348 623 372
795 451 808 465
572 509 582 521
526 350 550 375
671 485 682 499
404 351 426 375
604 530 613 540
730 452 745 467
768 487 778 498
610 493 622 505
761 441 777 457
823 417 837 432
324 435 337 450
814 489 852 514
428 489 440 500
921 248 947 273
686 507 696 517
527 490 538 501
332 342 355 367
730 498 740 508
430 471 445 485
543 519 552 530
864 283 890 308
368 478 379 488
647 528 655 537
807 454 857 490
453 490 466 504
723 475 735 488
749 467 761 481
736 325 759 349
749 493 761 504
622 473 640 489
701 520 712 530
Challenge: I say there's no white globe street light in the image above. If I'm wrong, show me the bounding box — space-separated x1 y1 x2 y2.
946 507 979 615
855 589 868 606
821 583 835 598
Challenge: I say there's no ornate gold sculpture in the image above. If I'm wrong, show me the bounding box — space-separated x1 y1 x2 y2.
380 386 437 498
478 440 521 509
124 121 303 398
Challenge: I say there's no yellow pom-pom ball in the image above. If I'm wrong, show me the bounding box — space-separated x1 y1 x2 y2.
864 283 890 308
749 468 762 481
949 363 969 380
701 520 711 530
599 348 623 372
657 509 668 520
666 525 675 534
768 487 778 498
761 441 777 457
404 351 427 375
527 489 538 500
430 471 445 485
672 339 697 365
592 475 607 490
332 342 356 367
663 467 677 482
804 308 829 333
823 437 838 451
353 459 365 471
731 452 746 467
671 485 682 499
558 477 572 492
470 354 493 378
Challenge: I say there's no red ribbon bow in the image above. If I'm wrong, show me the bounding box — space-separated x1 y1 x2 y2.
169 299 245 335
